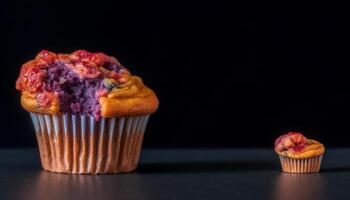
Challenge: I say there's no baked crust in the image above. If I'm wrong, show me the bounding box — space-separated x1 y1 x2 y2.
21 91 60 115
100 76 159 117
274 132 325 159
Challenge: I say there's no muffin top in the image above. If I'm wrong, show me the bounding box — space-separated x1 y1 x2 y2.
16 50 158 120
274 132 325 159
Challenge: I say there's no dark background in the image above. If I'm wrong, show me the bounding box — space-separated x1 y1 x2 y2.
0 2 348 148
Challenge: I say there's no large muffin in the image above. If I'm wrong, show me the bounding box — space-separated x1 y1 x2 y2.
16 50 159 174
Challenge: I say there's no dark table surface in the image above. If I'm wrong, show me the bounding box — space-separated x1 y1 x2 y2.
0 148 349 200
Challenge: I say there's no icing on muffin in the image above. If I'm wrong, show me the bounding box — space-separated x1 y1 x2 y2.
274 132 325 159
16 50 158 120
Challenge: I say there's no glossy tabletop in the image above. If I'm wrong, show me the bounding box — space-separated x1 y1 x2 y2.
0 148 349 200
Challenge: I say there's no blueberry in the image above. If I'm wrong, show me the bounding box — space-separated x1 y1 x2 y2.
108 83 119 91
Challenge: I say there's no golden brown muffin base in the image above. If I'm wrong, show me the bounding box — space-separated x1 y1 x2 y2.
20 76 159 117
100 76 159 117
21 91 59 115
275 139 325 159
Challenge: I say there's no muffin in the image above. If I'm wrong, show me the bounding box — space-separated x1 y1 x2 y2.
274 132 325 173
16 50 159 174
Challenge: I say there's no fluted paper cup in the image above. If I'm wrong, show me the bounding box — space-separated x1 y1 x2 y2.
279 155 323 173
29 113 150 174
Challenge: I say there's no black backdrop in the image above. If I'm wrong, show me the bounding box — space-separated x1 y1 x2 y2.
0 2 348 148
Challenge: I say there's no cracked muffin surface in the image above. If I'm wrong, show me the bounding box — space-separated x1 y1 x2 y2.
16 50 158 120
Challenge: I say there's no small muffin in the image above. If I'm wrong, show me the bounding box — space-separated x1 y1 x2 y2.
274 132 325 173
16 50 159 174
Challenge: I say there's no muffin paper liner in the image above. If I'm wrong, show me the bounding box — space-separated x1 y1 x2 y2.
30 113 150 174
279 155 323 173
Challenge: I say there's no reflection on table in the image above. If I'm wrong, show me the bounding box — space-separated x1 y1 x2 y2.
10 171 154 200
273 173 327 200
